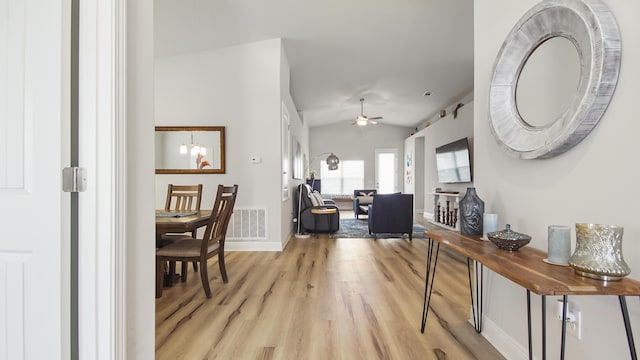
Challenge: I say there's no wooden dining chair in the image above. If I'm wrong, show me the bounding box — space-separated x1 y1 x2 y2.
164 183 203 212
155 184 238 298
160 184 204 278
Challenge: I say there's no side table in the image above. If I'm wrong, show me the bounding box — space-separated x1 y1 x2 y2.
310 207 337 237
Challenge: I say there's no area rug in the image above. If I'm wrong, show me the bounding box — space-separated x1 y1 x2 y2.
333 218 427 239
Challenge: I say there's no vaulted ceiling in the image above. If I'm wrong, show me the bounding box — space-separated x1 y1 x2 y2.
155 0 474 129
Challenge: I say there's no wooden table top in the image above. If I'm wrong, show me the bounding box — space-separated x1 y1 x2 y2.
310 207 337 214
425 226 640 296
155 210 211 234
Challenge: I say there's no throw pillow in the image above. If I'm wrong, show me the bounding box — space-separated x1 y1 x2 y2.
357 195 374 205
310 191 324 206
358 191 375 196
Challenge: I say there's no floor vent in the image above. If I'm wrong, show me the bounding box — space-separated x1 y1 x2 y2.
227 207 267 240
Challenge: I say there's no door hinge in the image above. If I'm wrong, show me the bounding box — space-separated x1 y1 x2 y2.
62 167 87 192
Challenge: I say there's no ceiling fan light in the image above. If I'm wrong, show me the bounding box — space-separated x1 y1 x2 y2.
356 118 368 126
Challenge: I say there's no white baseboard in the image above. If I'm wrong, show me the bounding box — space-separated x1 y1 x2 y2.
226 241 283 251
476 316 531 360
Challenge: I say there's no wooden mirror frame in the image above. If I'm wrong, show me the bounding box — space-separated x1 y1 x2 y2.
488 0 620 159
155 126 226 174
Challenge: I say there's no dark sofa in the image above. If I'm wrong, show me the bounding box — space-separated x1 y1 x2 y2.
367 193 414 240
294 184 340 234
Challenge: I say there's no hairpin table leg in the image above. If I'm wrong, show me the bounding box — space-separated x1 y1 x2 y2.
468 259 483 333
420 238 440 333
619 296 637 360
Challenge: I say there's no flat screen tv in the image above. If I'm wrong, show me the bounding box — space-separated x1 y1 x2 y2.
435 137 472 183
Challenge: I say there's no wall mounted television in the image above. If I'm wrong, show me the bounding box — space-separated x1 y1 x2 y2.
435 137 472 183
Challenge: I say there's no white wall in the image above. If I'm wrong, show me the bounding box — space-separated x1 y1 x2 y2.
407 98 475 218
280 43 308 242
155 38 297 251
310 122 410 192
475 1 640 359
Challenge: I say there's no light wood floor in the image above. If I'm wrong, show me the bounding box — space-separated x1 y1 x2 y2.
155 214 505 359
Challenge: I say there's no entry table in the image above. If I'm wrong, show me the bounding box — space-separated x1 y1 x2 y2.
420 226 640 360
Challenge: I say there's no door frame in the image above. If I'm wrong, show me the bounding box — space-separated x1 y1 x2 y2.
77 0 127 358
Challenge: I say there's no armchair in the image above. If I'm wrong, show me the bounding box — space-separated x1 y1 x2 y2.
367 193 414 240
295 184 340 234
353 189 377 219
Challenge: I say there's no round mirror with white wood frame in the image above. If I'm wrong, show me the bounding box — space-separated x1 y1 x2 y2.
488 0 621 160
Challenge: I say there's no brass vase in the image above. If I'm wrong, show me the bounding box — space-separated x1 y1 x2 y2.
568 223 630 281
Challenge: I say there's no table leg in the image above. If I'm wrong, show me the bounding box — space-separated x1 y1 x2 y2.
542 295 546 360
328 212 334 238
527 290 532 360
619 296 638 360
314 217 318 238
560 295 568 360
420 238 440 333
467 259 484 333
166 261 176 287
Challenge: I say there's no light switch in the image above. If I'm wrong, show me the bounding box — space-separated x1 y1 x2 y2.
250 156 262 164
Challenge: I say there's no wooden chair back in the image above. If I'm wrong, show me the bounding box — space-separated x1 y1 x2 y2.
201 184 238 253
164 184 203 211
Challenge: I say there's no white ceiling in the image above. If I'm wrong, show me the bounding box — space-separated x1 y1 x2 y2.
155 0 474 129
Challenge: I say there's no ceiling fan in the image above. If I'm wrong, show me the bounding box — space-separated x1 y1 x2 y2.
352 98 383 126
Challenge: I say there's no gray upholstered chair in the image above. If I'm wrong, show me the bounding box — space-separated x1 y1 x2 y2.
353 189 377 219
367 193 414 240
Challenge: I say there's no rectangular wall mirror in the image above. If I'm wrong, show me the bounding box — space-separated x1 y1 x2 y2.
155 126 226 174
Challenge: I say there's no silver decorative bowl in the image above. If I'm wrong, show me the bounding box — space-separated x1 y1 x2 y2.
487 224 531 252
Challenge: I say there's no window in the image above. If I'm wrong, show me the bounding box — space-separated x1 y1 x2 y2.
320 160 364 194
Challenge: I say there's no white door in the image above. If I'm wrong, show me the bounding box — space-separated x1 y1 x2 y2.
375 148 398 194
0 0 71 358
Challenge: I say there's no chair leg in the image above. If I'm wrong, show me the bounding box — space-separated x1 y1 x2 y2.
219 251 228 283
181 261 188 282
191 231 199 272
167 261 176 287
155 258 164 298
199 259 212 298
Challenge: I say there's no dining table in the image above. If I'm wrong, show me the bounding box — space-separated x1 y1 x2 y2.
156 210 211 235
155 209 212 235
155 210 212 287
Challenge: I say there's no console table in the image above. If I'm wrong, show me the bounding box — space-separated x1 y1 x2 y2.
420 226 640 360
